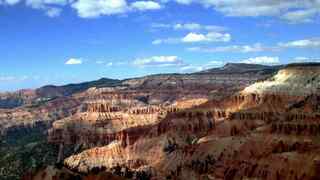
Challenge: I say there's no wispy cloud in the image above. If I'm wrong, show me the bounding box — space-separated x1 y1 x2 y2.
0 75 30 82
65 58 82 65
151 23 226 32
278 38 320 48
240 56 280 65
293 57 320 63
188 43 277 53
188 38 320 54
179 60 225 73
153 32 231 45
133 56 185 67
163 0 320 23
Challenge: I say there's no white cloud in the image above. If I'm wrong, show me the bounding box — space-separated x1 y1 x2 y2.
294 57 309 61
281 9 318 23
189 38 320 54
293 57 320 63
0 75 30 82
182 32 206 42
240 56 280 65
0 76 16 82
95 61 114 66
1 0 320 22
71 0 129 18
23 0 68 17
152 22 226 32
182 32 231 43
188 43 277 53
71 0 163 18
131 1 161 11
25 0 68 8
1 0 163 18
152 38 178 45
133 56 184 67
154 32 231 45
106 62 113 66
163 0 320 23
180 60 224 72
279 39 320 48
180 65 204 72
46 7 62 17
96 60 105 64
2 0 21 5
65 58 82 65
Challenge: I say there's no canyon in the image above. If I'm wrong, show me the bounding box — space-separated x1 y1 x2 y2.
1 63 320 180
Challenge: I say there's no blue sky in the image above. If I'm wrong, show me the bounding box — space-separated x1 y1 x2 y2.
0 0 320 91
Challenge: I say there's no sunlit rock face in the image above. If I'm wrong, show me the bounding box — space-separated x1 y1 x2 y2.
56 63 320 180
243 64 320 96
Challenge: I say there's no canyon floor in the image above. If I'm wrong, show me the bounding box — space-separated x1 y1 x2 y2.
1 63 320 180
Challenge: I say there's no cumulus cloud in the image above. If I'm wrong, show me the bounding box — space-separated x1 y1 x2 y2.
0 0 162 18
71 0 162 18
133 56 185 67
131 1 161 11
240 56 280 65
71 0 128 18
65 58 82 65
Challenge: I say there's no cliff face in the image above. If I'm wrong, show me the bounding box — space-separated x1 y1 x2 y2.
55 64 320 180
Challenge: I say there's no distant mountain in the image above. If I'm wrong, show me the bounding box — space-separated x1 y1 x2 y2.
0 63 286 109
36 78 121 98
197 63 282 74
0 78 121 109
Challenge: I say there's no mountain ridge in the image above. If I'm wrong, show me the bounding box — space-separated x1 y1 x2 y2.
0 62 317 109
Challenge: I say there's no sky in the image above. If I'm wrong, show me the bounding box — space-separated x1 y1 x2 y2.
0 0 320 91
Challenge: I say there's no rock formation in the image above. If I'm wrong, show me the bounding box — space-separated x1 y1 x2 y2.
6 63 320 180
48 63 320 180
